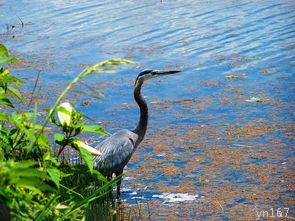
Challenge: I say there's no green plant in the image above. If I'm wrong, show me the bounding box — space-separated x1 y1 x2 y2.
0 44 59 220
0 43 136 220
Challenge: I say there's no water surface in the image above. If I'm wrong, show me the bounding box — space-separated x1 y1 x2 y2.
1 0 294 220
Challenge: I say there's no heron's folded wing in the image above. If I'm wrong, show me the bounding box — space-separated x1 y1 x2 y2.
93 130 138 175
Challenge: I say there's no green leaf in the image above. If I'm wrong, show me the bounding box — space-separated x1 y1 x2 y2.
101 58 136 66
37 133 49 148
0 112 10 121
12 168 50 180
47 168 61 188
0 44 9 57
75 143 94 173
0 57 20 64
54 133 64 143
0 96 14 107
35 194 60 221
13 160 38 169
7 86 23 101
83 125 108 135
2 75 25 85
92 170 108 183
10 177 56 193
85 58 136 75
43 152 51 161
0 160 37 171
0 186 10 200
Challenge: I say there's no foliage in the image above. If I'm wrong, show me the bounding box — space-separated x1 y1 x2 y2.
0 43 135 220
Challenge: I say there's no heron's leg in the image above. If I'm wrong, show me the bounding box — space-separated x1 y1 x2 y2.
115 169 124 199
106 176 113 199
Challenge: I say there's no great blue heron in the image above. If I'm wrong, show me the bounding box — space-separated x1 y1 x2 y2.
93 69 181 199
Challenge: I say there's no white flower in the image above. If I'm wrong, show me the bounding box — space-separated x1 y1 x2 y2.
57 102 74 126
73 140 102 156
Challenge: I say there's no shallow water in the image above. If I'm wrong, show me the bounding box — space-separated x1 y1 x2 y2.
1 0 294 219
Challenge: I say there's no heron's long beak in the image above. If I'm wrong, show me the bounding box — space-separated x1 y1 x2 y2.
153 70 181 76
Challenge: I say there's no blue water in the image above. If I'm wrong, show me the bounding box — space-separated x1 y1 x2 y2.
1 0 294 219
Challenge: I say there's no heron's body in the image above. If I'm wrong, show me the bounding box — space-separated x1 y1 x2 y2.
93 129 138 178
93 70 180 198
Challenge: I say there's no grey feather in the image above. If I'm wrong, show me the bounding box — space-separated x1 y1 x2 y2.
93 129 138 177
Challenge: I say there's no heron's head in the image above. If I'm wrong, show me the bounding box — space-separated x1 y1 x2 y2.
135 69 181 86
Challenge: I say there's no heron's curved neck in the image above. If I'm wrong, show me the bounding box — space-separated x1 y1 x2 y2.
133 79 148 146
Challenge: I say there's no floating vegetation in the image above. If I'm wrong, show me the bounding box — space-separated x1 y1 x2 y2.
226 74 247 79
260 69 275 74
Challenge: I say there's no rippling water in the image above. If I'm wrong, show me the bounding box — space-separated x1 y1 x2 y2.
1 0 294 220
